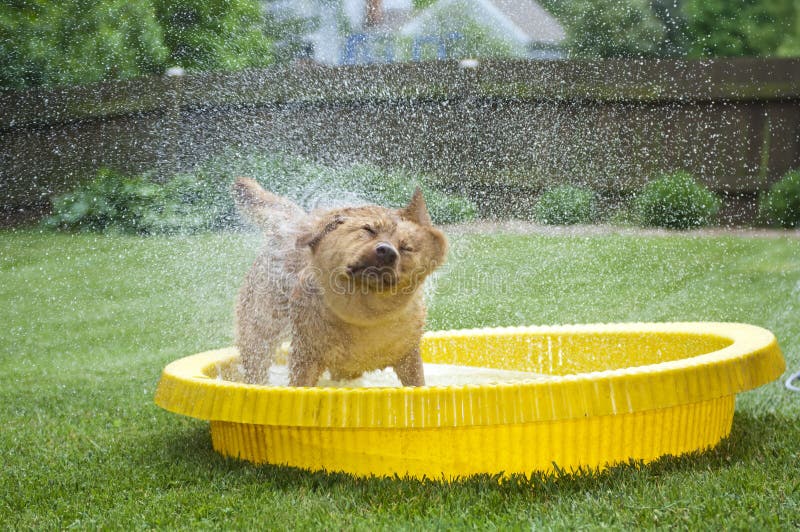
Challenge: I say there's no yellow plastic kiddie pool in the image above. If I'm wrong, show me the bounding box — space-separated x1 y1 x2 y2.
155 322 785 479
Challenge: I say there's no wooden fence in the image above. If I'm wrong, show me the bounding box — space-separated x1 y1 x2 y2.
2 57 799 221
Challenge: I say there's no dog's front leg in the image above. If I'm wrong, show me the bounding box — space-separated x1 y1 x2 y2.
287 318 326 386
288 351 323 387
237 318 281 385
394 347 425 386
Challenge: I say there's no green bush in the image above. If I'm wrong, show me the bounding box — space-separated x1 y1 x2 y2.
150 171 239 232
43 168 161 233
758 170 800 228
632 171 720 229
43 168 236 234
203 153 477 225
316 163 478 225
533 185 597 225
44 156 477 234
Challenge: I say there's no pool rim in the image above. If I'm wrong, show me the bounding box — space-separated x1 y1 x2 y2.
154 322 785 429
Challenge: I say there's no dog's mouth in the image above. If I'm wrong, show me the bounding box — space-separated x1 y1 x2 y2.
346 264 398 288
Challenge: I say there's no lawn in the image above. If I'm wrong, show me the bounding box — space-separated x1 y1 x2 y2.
1 229 798 529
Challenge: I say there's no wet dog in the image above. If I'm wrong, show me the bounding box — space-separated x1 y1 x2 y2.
233 178 447 386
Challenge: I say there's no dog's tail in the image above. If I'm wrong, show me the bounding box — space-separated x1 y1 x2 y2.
233 177 307 232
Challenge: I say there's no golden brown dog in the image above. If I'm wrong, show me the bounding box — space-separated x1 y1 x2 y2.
233 177 447 386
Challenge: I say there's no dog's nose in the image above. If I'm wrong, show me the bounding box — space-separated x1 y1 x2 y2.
375 242 398 265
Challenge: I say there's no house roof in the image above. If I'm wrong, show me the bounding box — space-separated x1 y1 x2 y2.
400 0 565 46
489 0 565 44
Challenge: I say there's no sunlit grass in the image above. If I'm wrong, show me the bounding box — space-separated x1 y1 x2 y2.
1 229 798 528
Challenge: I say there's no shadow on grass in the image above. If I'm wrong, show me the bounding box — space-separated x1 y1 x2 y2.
147 409 796 502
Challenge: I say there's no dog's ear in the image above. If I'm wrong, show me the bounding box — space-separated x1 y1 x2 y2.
399 187 432 226
296 215 345 251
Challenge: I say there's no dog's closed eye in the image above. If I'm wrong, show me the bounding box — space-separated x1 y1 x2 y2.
362 225 377 236
399 243 413 252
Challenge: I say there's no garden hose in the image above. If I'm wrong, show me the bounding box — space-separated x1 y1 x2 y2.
787 369 800 392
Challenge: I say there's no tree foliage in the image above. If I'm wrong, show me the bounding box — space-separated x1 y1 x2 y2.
558 0 799 59
0 0 273 89
152 0 273 71
0 0 167 88
262 0 319 64
562 0 667 58
400 2 526 61
683 0 795 58
778 4 800 56
4 0 800 89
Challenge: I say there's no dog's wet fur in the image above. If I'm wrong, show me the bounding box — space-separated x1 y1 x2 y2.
233 178 448 386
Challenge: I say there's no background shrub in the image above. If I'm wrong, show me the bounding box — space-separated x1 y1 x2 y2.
632 171 720 229
201 152 477 225
533 185 597 225
42 168 227 234
310 163 478 225
43 168 163 233
44 155 477 234
758 170 800 228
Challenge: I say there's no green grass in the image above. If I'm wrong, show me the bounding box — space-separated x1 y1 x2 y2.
1 229 799 529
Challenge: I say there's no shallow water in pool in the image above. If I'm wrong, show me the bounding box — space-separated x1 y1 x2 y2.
217 362 550 387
